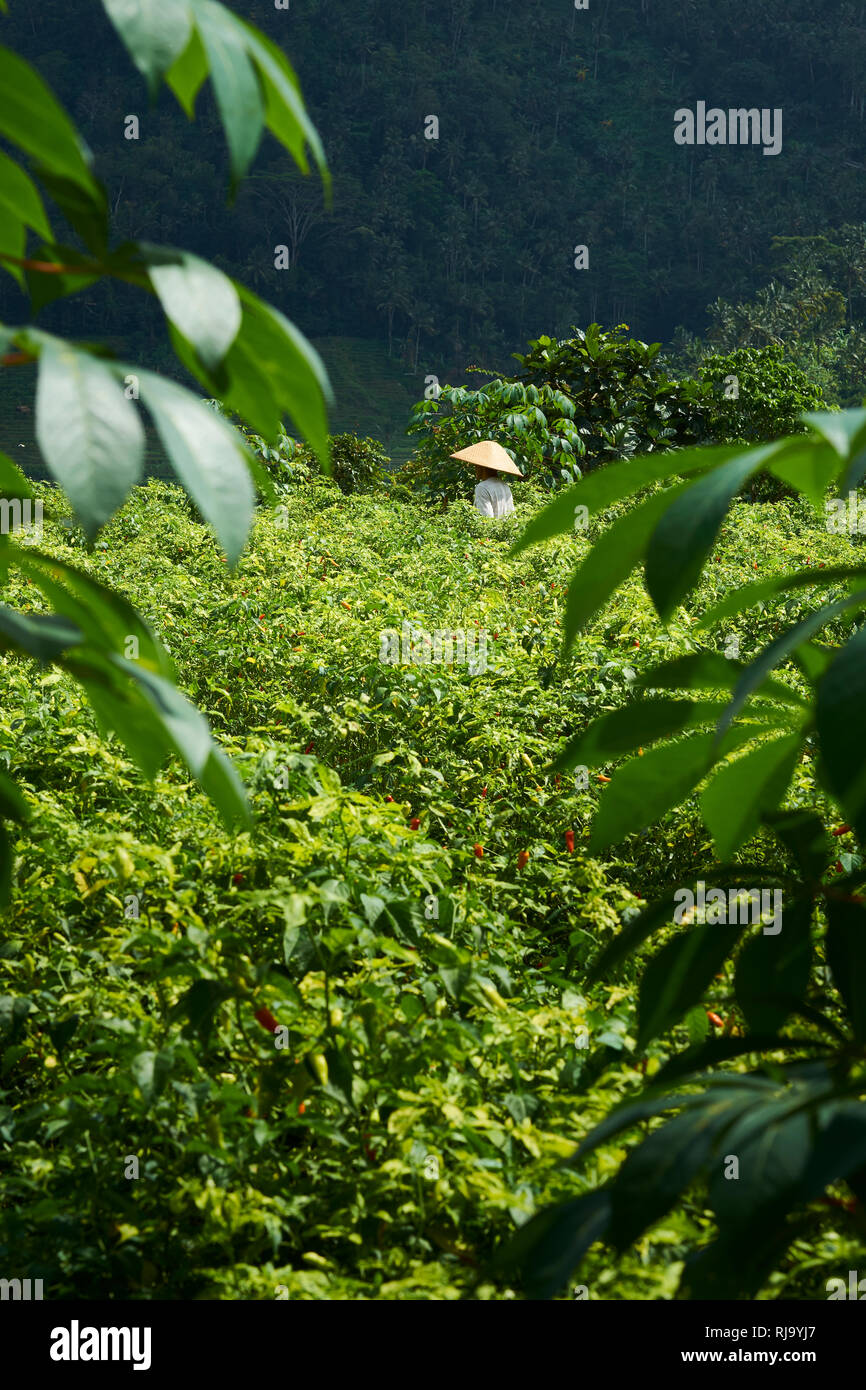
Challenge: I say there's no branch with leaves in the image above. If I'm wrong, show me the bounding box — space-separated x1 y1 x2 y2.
0 0 332 872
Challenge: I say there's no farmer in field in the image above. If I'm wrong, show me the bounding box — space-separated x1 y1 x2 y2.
450 440 523 518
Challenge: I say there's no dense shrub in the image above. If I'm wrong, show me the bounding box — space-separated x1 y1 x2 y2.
1 476 862 1299
404 325 712 503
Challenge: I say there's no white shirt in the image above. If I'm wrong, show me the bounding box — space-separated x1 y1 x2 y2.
474 478 515 518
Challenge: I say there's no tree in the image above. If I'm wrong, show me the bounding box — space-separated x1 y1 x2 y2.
405 324 713 502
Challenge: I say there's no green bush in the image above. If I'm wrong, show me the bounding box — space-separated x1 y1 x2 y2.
404 325 712 504
2 472 863 1299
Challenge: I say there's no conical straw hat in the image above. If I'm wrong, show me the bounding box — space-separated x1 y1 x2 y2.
450 439 524 478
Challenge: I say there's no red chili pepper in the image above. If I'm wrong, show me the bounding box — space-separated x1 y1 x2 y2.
410 817 420 830
707 1011 724 1028
474 844 484 859
832 824 852 836
385 795 394 803
481 786 487 798
297 1101 306 1115
304 741 314 754
597 773 611 783
517 850 529 870
232 872 244 885
254 1006 279 1033
564 830 575 854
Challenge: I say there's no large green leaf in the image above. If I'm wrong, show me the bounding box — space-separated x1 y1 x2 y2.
35 340 144 537
169 287 332 459
0 607 82 661
198 742 253 831
230 290 331 460
0 202 25 287
734 898 813 1035
655 1033 828 1085
0 451 32 503
235 16 328 181
0 150 52 242
706 1081 831 1234
803 406 866 470
490 1190 611 1300
635 651 807 708
801 1106 866 1199
767 437 842 511
698 564 866 631
638 923 744 1047
102 0 193 97
136 369 254 565
554 698 727 771
0 47 106 246
119 658 250 827
564 483 691 642
588 890 685 982
763 808 830 882
0 769 28 823
588 727 755 852
568 1089 693 1164
165 24 209 117
644 445 778 621
608 1090 766 1250
679 1218 808 1300
719 586 866 736
826 900 866 1042
74 656 172 780
143 244 241 371
193 0 264 186
511 445 745 556
700 733 802 859
15 550 173 679
816 623 866 841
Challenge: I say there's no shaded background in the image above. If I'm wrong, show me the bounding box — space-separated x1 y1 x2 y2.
3 0 866 467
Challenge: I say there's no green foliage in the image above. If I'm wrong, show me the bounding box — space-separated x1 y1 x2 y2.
699 346 828 445
669 231 866 411
235 424 389 496
514 324 711 462
502 416 866 1299
406 377 581 503
1 473 863 1299
289 432 390 495
405 325 711 503
0 1 330 844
